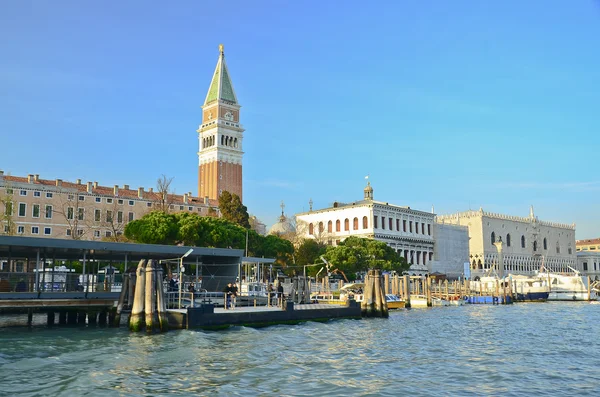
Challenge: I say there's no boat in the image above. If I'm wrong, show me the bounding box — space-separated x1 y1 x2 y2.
339 282 365 303
238 281 275 306
509 274 549 302
309 292 346 305
538 268 596 301
385 294 405 309
408 295 429 308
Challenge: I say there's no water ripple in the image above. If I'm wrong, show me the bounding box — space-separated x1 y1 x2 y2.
1 303 600 396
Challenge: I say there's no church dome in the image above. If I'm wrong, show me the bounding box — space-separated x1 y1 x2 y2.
268 201 296 236
268 215 296 236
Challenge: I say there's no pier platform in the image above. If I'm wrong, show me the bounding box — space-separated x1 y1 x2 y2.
167 301 362 330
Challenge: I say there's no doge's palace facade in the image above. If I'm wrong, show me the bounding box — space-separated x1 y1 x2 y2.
437 207 576 278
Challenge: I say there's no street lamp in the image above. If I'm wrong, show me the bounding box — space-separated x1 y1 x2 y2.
178 248 194 309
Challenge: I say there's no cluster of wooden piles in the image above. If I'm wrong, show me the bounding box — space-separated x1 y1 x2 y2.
114 259 169 332
360 269 388 317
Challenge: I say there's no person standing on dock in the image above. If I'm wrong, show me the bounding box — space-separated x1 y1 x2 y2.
277 282 284 307
223 282 232 309
231 283 238 309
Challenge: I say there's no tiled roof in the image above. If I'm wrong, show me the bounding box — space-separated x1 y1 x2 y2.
0 174 218 207
576 238 600 246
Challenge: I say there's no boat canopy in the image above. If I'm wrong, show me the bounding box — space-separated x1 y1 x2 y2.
340 282 364 291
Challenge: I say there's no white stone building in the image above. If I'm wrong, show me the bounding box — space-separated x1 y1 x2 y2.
436 207 576 278
295 182 435 275
577 252 600 281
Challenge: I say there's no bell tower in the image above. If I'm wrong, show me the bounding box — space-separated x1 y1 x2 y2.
197 44 244 202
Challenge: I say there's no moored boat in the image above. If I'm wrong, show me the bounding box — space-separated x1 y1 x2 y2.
510 274 549 302
538 270 596 301
385 294 405 309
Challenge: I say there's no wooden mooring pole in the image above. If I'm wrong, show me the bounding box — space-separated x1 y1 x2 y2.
114 273 129 327
156 260 169 332
145 259 157 333
129 259 146 332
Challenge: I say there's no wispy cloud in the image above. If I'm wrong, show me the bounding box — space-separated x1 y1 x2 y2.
492 181 600 191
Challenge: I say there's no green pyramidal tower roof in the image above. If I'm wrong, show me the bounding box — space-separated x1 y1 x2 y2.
204 44 238 106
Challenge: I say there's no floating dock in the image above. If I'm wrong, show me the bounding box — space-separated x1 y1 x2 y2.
167 301 362 330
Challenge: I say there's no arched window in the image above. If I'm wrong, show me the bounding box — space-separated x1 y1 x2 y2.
477 259 482 269
506 234 511 247
327 220 332 233
318 222 324 233
221 135 224 145
533 240 538 252
234 138 238 148
309 223 314 235
362 216 368 229
521 235 526 248
491 232 496 245
556 243 560 254
543 238 547 250
344 218 349 231
336 220 340 232
353 217 359 230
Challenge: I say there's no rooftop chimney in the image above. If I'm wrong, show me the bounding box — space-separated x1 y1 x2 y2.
183 193 189 204
34 174 39 182
204 196 209 205
93 181 98 188
123 184 129 190
114 185 119 196
87 182 93 193
149 188 154 193
56 179 62 187
28 174 34 183
138 187 144 198
76 179 81 185
0 170 4 176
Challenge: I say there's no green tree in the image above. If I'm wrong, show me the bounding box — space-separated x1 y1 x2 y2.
294 239 327 267
322 237 409 275
124 211 178 245
218 191 250 228
124 211 294 268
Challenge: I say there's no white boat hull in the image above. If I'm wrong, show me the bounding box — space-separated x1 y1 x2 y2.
548 291 590 301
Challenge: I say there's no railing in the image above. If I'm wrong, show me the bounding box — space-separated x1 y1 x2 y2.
0 271 122 294
163 289 287 309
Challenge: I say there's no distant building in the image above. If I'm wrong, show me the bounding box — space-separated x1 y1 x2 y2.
577 251 600 281
249 215 267 236
431 222 469 279
575 238 600 280
0 171 218 241
576 238 600 252
197 44 244 202
268 202 296 238
295 181 435 275
437 207 576 278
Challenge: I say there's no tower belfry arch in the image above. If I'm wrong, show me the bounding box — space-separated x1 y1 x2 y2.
197 44 245 202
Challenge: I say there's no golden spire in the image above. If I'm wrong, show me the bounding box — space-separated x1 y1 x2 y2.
219 44 224 55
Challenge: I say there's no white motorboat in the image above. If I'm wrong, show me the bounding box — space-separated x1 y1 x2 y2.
509 274 549 302
538 270 596 301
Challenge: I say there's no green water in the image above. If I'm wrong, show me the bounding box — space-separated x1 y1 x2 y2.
1 303 599 396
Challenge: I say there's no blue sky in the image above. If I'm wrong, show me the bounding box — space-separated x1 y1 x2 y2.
1 1 599 238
